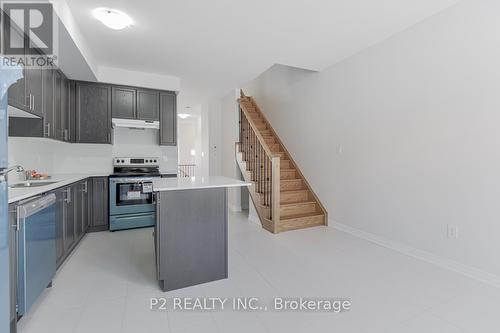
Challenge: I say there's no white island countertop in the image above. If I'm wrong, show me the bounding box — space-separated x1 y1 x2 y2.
153 176 251 192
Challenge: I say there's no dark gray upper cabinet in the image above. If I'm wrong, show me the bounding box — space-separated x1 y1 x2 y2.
160 92 177 146
25 50 44 117
7 26 29 112
75 82 111 144
60 74 71 141
42 68 54 138
53 70 63 140
137 89 159 121
6 27 44 117
112 86 136 119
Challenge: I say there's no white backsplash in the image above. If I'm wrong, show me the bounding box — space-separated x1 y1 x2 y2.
8 128 178 181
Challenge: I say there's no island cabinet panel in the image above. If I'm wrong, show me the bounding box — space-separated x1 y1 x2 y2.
156 188 228 291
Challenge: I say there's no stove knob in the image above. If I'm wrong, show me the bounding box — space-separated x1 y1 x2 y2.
121 160 125 163
154 159 157 163
116 160 120 163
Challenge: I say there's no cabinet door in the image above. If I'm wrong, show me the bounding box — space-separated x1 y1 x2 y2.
7 27 28 111
159 92 177 145
25 50 44 117
75 83 111 144
111 86 136 119
42 68 54 138
53 71 63 140
137 89 159 121
89 177 109 231
64 187 76 252
54 188 65 266
74 183 83 241
61 73 71 141
82 180 89 233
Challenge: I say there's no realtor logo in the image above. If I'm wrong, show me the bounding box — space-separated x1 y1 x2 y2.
1 1 54 55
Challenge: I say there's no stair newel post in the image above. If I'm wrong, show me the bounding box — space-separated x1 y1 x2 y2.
271 156 281 233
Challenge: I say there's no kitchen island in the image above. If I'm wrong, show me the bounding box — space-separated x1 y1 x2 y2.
153 176 250 292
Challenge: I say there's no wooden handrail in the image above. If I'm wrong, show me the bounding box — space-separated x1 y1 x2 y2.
238 99 279 159
237 90 283 228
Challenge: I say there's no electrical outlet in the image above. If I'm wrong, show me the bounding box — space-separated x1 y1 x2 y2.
447 225 459 239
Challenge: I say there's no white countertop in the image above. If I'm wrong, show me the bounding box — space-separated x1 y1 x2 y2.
153 176 251 192
8 173 109 204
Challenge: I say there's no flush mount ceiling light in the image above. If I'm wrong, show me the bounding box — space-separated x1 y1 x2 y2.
178 113 191 119
93 8 133 30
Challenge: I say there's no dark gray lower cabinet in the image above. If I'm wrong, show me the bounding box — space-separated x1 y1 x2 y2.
54 188 66 266
159 92 177 146
75 83 111 144
88 177 109 232
63 186 75 253
75 180 89 240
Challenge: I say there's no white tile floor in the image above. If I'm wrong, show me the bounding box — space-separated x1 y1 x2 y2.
17 211 499 333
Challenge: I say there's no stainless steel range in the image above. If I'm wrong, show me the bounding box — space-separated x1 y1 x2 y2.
109 157 160 231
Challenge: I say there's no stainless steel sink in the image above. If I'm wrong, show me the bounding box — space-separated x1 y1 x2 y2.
8 181 58 188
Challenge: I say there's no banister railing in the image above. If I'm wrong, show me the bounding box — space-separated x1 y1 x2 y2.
238 92 280 228
178 164 196 177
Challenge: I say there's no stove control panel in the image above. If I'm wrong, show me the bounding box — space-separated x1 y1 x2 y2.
113 157 160 167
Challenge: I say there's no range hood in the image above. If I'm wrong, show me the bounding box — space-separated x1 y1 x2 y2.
112 118 160 130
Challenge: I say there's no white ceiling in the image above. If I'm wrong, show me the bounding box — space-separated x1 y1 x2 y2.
64 0 460 105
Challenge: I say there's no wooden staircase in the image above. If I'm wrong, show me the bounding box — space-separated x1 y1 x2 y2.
235 91 327 233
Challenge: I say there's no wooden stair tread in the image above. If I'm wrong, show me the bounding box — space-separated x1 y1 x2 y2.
280 200 316 207
280 212 324 221
281 189 308 194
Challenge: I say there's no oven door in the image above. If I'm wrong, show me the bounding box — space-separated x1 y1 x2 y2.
109 178 156 215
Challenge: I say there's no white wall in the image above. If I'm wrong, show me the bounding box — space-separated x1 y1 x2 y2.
206 99 222 176
220 89 244 211
8 128 178 180
240 0 500 277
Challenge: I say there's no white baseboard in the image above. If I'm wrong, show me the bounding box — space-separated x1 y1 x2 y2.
330 220 500 288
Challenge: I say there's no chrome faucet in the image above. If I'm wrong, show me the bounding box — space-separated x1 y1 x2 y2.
0 165 25 181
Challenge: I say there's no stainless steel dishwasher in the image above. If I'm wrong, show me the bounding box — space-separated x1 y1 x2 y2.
16 194 56 317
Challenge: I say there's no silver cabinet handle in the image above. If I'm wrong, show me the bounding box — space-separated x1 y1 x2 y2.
32 95 35 111
44 122 51 137
63 129 69 141
82 181 88 193
64 188 71 203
